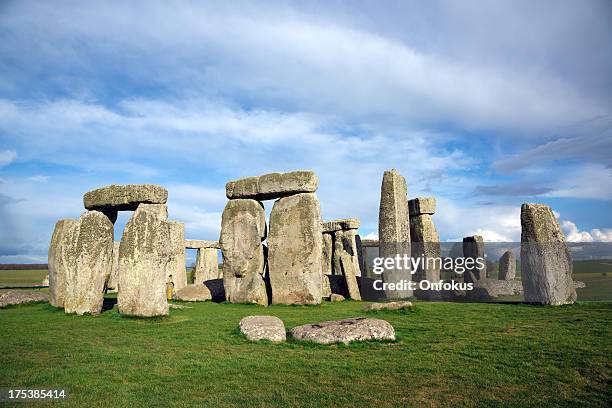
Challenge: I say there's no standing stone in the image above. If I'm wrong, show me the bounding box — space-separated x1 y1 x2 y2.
520 203 576 305
268 193 322 305
322 233 333 276
343 229 362 277
332 230 344 276
340 253 361 300
106 242 120 292
322 274 332 299
378 169 411 298
409 197 441 283
118 204 170 317
64 211 114 315
220 199 267 305
463 235 486 283
167 221 187 291
48 219 79 308
498 250 516 280
194 248 220 283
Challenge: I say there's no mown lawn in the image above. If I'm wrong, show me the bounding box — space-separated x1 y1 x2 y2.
0 299 610 407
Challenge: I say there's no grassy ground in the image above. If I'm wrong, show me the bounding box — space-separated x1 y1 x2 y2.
0 298 610 407
0 269 47 287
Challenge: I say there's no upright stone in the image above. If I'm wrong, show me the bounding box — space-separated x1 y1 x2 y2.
194 248 220 283
520 203 576 305
118 204 170 317
268 193 322 305
220 199 267 305
64 211 114 315
321 233 333 276
340 253 361 300
378 169 411 298
463 235 486 283
48 219 79 308
409 197 441 283
498 250 516 280
106 242 120 292
167 221 187 291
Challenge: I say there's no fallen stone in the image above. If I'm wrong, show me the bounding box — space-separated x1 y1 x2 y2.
239 315 286 342
185 240 220 249
173 284 212 302
194 248 220 284
220 199 268 305
330 294 345 302
462 235 486 282
117 204 170 317
0 290 48 308
322 218 360 233
408 197 436 216
520 203 576 306
166 221 187 291
268 193 322 305
498 250 516 280
226 170 319 200
290 317 395 344
83 184 167 213
379 169 412 299
64 211 114 316
365 301 413 311
47 219 79 307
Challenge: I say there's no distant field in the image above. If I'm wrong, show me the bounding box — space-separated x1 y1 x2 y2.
0 269 48 287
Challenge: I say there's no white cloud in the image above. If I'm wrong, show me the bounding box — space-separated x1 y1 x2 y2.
0 149 17 167
27 175 49 182
561 220 612 243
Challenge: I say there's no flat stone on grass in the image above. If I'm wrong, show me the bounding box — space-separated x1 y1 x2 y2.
239 316 286 342
290 317 395 345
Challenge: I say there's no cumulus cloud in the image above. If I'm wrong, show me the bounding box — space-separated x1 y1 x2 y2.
561 220 612 243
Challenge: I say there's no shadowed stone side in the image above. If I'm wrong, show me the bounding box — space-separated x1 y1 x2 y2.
106 242 120 292
48 219 79 308
194 248 220 283
498 250 516 280
64 211 114 316
268 193 322 305
340 253 361 300
379 169 411 299
463 235 486 282
220 199 268 306
520 203 576 306
322 233 333 276
117 204 170 317
167 221 187 291
226 170 319 200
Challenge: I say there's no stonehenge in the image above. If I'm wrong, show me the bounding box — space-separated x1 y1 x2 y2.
498 250 516 280
379 169 412 299
185 240 221 284
520 203 576 305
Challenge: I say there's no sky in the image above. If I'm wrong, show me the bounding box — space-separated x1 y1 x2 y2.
1 0 611 263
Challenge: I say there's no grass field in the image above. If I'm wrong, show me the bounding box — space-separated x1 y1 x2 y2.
0 297 610 407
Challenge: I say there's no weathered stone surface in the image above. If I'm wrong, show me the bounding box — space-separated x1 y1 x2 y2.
462 235 486 282
365 301 413 311
498 250 516 280
0 290 48 308
340 253 361 300
467 279 523 300
167 221 187 291
268 193 322 305
290 317 395 344
322 218 360 233
520 203 576 306
226 170 319 200
106 242 120 292
173 284 212 302
330 294 345 302
83 184 167 213
47 219 79 308
574 281 586 289
117 204 170 317
194 248 220 284
410 213 441 284
64 211 114 316
239 316 286 342
185 240 220 249
322 233 333 276
360 239 379 247
408 197 436 216
41 275 49 286
220 199 267 306
343 229 362 277
322 274 332 299
379 169 411 299
138 203 168 220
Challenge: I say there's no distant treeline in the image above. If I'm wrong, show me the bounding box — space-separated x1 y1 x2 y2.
0 264 48 270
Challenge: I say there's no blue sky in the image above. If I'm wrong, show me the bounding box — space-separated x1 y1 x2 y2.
1 0 611 263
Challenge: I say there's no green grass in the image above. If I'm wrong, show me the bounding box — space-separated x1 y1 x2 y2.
0 269 47 286
0 299 610 407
